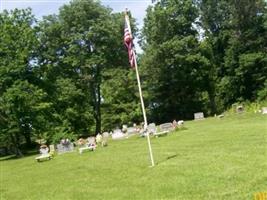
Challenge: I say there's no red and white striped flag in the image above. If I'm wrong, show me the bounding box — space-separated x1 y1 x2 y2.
124 14 135 68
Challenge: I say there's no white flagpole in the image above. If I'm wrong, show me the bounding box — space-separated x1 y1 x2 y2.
125 11 155 167
132 52 155 167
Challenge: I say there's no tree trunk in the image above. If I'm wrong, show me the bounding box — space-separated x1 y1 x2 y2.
22 124 32 147
208 88 217 115
94 82 101 135
10 133 23 157
91 67 102 135
23 132 32 147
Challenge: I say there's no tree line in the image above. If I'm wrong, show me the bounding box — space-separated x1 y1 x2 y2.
0 0 266 156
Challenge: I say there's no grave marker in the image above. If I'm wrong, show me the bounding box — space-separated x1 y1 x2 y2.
194 112 204 120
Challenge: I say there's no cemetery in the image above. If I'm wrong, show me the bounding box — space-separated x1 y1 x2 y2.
1 0 267 199
1 113 266 200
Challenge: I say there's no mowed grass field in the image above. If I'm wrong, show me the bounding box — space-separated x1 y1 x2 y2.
1 113 266 200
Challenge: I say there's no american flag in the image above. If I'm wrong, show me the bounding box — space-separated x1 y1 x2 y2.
124 14 135 68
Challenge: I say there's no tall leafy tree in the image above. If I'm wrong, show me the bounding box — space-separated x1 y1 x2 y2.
199 0 232 112
200 0 267 108
222 0 267 104
37 0 134 134
101 68 142 130
0 9 50 155
141 0 209 122
0 81 49 156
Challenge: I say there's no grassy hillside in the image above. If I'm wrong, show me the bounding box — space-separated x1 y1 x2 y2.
1 113 266 200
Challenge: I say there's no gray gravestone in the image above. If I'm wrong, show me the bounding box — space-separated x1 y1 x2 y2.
147 123 157 134
194 112 204 120
159 123 174 132
56 142 74 154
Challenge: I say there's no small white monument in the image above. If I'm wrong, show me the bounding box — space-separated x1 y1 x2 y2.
127 127 137 134
262 107 267 114
147 123 157 134
194 112 204 120
112 129 126 140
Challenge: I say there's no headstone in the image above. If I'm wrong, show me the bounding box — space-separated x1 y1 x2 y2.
77 138 86 147
236 105 244 113
122 125 128 133
102 132 110 138
49 144 55 152
177 120 184 126
49 145 55 156
159 123 174 132
102 132 109 146
96 134 102 144
147 123 157 134
88 137 96 145
172 120 177 128
112 129 125 140
194 112 204 120
56 139 74 154
127 127 137 134
262 107 267 114
40 145 49 155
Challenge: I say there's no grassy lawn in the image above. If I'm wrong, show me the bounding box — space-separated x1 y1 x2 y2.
1 113 266 200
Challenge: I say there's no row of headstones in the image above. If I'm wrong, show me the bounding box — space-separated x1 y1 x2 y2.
94 107 267 141
235 105 267 114
51 134 111 154
194 106 267 121
111 121 184 139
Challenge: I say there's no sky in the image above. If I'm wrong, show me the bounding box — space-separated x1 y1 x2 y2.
1 0 152 52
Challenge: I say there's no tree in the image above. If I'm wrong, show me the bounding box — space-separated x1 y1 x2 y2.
0 9 46 155
37 0 134 134
0 81 49 156
101 68 142 130
222 0 267 104
200 0 267 108
141 0 209 121
199 0 232 112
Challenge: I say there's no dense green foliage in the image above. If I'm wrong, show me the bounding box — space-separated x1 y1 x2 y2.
141 0 211 122
200 0 267 110
0 0 266 155
0 1 140 155
141 0 267 121
1 113 266 199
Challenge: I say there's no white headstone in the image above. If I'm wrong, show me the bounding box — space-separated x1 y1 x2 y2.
96 134 102 144
127 127 137 134
122 125 128 133
177 120 184 126
112 129 125 140
147 123 157 134
262 107 267 114
102 132 109 138
194 112 204 120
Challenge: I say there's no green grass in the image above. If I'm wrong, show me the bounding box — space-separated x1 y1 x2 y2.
1 113 266 200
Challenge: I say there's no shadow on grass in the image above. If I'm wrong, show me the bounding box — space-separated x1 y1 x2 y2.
0 150 38 161
174 127 188 132
156 154 178 166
